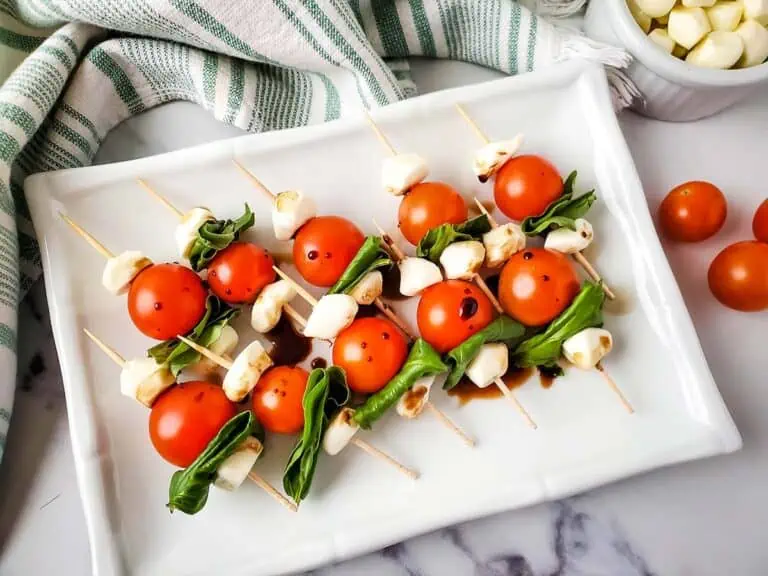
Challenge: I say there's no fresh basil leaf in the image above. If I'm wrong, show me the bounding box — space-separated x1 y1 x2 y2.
443 315 525 390
188 203 255 271
283 366 349 504
512 281 605 369
147 295 238 376
521 172 596 237
416 214 491 263
167 411 257 515
328 236 392 295
353 339 447 429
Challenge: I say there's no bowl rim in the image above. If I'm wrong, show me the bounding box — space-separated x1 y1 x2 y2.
612 1 768 87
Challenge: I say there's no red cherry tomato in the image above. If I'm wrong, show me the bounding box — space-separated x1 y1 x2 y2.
127 263 207 340
708 241 768 312
398 182 468 246
149 381 236 468
753 199 768 243
494 155 563 221
417 280 494 353
252 366 308 434
293 216 365 287
207 242 275 304
658 181 727 242
498 248 580 327
332 317 408 394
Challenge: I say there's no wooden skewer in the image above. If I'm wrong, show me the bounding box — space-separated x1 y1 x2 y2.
232 159 277 202
351 437 419 479
494 377 537 429
373 298 416 341
596 362 634 414
59 213 115 260
283 304 307 328
137 179 184 219
83 329 126 367
472 197 499 228
474 274 503 314
275 267 474 449
425 402 475 447
573 252 616 300
273 266 318 307
455 103 490 144
373 219 407 261
363 111 397 156
177 335 234 370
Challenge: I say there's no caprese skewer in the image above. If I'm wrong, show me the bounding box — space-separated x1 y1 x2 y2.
454 103 616 300
82 329 297 512
272 265 475 447
231 159 414 338
374 222 537 429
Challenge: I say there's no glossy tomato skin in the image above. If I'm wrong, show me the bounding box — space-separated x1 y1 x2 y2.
417 280 494 353
753 199 768 243
252 366 308 434
658 181 727 242
149 381 236 468
498 248 580 327
332 317 408 393
493 155 563 222
398 182 468 246
207 242 275 304
293 216 365 287
708 241 768 312
128 263 207 340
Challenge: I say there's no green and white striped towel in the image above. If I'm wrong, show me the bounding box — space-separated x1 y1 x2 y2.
0 0 629 462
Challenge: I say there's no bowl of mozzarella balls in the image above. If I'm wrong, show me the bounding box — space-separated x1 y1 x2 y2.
584 0 768 121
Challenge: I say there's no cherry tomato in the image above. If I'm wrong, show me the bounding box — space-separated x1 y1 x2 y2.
332 317 408 393
498 248 580 327
494 155 563 221
708 241 768 312
208 242 275 304
417 280 494 353
149 381 236 468
752 199 768 243
398 182 468 246
658 181 727 242
128 263 207 340
252 366 308 434
293 216 365 287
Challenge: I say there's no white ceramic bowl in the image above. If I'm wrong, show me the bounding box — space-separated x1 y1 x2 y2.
584 0 768 121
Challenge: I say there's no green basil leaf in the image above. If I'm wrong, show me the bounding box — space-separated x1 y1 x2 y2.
283 367 349 504
167 411 257 515
521 172 596 237
188 203 255 271
147 295 238 376
443 315 525 390
512 281 605 369
353 339 447 429
328 236 392 295
416 214 491 263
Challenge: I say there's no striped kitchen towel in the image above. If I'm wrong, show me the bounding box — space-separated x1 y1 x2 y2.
0 0 627 462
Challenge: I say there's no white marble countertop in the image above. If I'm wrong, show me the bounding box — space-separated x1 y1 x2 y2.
2 59 768 576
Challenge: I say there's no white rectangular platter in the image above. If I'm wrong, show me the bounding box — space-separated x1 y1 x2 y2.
26 60 741 576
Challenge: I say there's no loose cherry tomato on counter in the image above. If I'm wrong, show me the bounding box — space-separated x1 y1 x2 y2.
658 181 727 242
417 280 494 353
149 381 236 468
494 155 563 222
252 366 308 434
128 263 207 340
208 242 275 304
293 216 365 287
398 182 468 246
332 317 409 394
498 248 580 327
752 199 768 243
708 241 768 312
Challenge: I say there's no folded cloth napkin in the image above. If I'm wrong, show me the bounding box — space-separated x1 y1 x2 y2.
0 0 626 462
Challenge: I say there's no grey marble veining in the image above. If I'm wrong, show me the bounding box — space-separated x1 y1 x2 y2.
2 59 768 575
